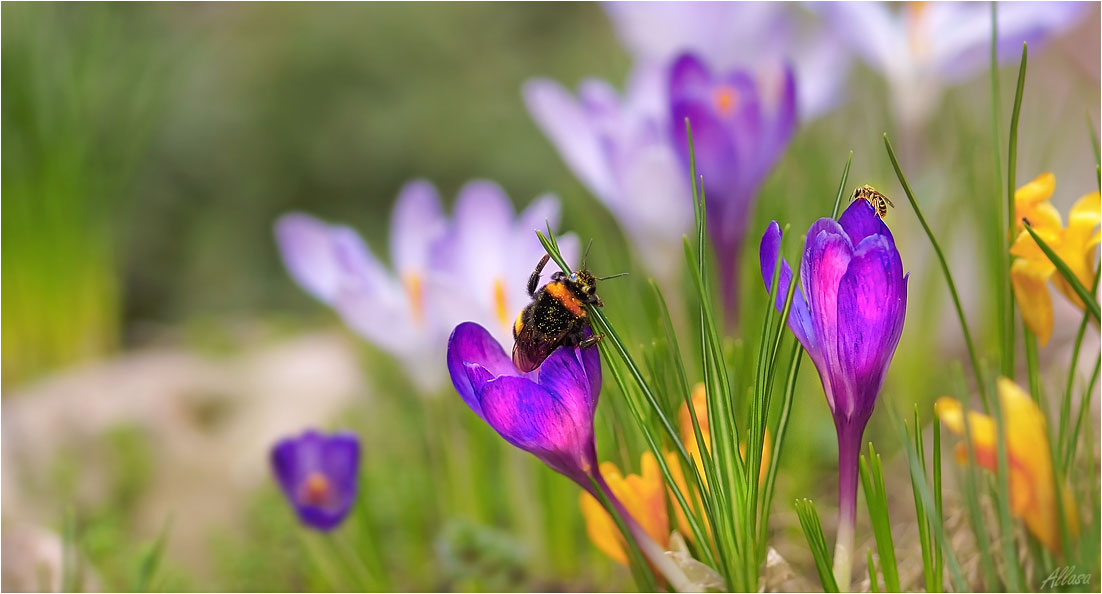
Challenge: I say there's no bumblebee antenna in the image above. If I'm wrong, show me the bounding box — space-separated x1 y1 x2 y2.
596 272 629 281
581 239 594 268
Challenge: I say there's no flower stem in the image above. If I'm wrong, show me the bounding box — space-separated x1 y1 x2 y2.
833 425 863 591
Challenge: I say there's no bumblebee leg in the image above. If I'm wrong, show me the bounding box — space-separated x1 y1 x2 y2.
528 254 551 297
578 333 604 349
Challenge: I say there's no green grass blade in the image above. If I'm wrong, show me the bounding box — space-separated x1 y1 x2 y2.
892 408 968 592
859 443 900 592
867 548 880 594
884 133 990 411
1060 260 1101 466
908 408 937 593
131 516 173 592
794 499 839 593
985 377 1025 590
1067 356 1101 470
1022 222 1101 321
831 151 854 219
1088 113 1100 167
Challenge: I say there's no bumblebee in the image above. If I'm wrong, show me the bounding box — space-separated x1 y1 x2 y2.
511 246 624 372
853 184 894 218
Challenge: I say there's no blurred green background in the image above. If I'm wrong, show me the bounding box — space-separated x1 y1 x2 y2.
3 2 1099 592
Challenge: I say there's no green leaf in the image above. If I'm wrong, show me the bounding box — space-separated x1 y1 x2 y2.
884 133 990 411
794 499 839 593
131 516 173 592
859 443 900 591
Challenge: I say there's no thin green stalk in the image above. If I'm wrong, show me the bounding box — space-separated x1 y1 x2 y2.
892 409 968 592
1022 222 1101 321
884 134 990 410
130 516 173 592
1067 356 1101 470
867 549 879 594
832 152 854 217
908 409 936 593
1060 261 1101 465
991 2 1016 379
587 475 658 592
932 415 944 591
859 443 900 592
1024 330 1042 402
987 376 1026 590
795 499 839 593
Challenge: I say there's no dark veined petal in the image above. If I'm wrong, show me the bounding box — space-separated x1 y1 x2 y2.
838 197 891 245
537 344 600 421
759 221 817 355
834 234 908 421
447 322 525 419
478 375 596 485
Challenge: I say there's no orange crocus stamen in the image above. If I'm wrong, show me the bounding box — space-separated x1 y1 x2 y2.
493 278 510 330
301 472 332 506
403 273 425 324
712 85 738 118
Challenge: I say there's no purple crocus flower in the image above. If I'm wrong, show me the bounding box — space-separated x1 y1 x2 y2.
274 180 577 392
672 53 797 324
820 2 1089 126
446 321 692 589
524 65 691 291
270 430 360 531
604 1 848 119
759 199 908 589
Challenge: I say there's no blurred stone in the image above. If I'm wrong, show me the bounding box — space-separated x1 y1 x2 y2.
1 331 365 582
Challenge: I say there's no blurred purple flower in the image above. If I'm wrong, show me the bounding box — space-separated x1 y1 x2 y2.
759 199 908 589
524 66 690 289
672 53 797 323
270 429 360 532
446 321 693 589
274 180 576 392
604 1 848 119
821 1 1089 125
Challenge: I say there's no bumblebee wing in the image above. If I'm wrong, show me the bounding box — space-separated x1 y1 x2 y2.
511 321 568 373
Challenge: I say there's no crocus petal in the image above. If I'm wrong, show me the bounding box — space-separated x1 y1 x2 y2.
447 322 526 419
274 213 389 304
936 379 1079 552
537 344 601 422
759 221 816 355
390 180 446 275
835 235 907 420
838 198 891 245
522 78 618 203
478 375 594 484
801 221 853 409
270 430 360 531
1010 258 1056 346
579 453 669 565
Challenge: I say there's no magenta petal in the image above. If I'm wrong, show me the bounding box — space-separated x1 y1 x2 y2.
669 53 712 98
447 322 524 419
834 236 908 420
759 221 816 354
478 376 595 485
838 198 891 245
536 345 599 420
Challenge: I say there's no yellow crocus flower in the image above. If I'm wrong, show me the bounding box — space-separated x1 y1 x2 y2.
935 378 1077 552
579 452 669 565
1009 173 1100 345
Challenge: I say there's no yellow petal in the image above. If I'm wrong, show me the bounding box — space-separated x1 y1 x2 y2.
579 489 627 564
1009 227 1061 264
680 384 711 469
580 455 670 565
1052 191 1101 307
1014 172 1057 229
938 382 1078 553
1011 258 1055 346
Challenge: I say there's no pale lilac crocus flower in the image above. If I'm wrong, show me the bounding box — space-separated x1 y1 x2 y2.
821 1 1089 126
603 1 849 119
275 180 576 393
524 65 691 292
